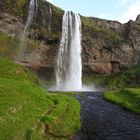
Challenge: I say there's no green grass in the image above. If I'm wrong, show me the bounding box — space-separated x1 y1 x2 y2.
83 66 140 89
104 88 140 114
0 56 37 82
0 57 81 140
41 95 81 137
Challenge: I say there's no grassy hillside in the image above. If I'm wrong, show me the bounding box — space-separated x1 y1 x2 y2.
104 88 140 114
0 57 81 140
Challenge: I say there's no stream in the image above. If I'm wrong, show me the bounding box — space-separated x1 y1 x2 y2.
73 92 140 140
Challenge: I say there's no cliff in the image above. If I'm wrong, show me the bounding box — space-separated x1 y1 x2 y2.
0 0 140 75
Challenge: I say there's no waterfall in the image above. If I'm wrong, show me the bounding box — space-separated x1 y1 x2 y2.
55 11 82 91
23 0 37 36
17 0 38 61
48 5 52 34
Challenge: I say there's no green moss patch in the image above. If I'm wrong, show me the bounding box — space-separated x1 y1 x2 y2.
41 95 81 137
106 66 140 89
104 88 140 114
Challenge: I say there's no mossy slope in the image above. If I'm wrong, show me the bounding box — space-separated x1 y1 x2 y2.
0 57 81 140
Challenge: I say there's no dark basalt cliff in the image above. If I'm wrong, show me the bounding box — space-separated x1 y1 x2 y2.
0 0 140 75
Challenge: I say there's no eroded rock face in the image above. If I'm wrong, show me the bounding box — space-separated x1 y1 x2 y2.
82 16 140 75
0 0 140 75
0 12 24 35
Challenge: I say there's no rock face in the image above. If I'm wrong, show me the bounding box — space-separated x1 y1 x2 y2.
82 16 140 75
0 0 140 75
0 12 24 35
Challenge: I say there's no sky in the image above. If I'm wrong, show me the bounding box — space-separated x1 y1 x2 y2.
47 0 140 23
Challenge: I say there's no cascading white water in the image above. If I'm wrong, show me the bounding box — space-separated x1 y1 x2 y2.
17 0 37 60
55 11 82 91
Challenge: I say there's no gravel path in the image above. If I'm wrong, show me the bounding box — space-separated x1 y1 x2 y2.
74 92 140 140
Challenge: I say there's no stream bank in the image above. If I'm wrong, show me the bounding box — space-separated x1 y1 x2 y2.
74 92 140 140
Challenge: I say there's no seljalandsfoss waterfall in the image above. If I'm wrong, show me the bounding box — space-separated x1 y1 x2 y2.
55 11 83 91
17 0 93 92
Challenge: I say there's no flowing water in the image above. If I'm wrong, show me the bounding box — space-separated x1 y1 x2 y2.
55 11 82 91
73 92 140 140
17 0 38 61
48 5 52 34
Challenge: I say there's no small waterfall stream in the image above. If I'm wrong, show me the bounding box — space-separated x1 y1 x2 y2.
17 0 38 61
23 0 38 37
55 11 82 91
48 5 52 34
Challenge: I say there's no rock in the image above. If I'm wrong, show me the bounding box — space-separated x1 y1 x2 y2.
82 15 140 75
136 14 140 22
89 62 112 75
0 0 140 75
0 12 24 35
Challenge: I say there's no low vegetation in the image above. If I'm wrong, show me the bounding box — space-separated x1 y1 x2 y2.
83 66 140 89
0 31 43 59
104 88 140 114
81 16 123 45
107 66 140 89
0 57 81 140
0 32 19 58
41 95 81 137
1 0 27 17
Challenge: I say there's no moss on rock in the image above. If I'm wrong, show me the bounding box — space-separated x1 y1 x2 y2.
83 66 140 89
1 0 27 17
82 16 123 46
0 31 19 58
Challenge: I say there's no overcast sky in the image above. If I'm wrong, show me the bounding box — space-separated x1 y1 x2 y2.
47 0 140 23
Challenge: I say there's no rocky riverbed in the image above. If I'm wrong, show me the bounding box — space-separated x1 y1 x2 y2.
74 92 140 140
